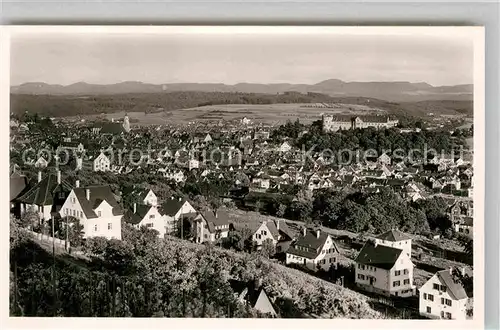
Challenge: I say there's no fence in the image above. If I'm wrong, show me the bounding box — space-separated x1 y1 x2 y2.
22 228 70 250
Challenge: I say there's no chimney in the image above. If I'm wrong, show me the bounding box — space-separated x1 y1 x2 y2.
461 267 466 276
178 197 182 202
133 203 137 214
38 171 42 183
303 227 307 236
316 229 321 239
449 267 453 275
374 239 378 247
86 189 90 200
276 219 280 231
75 180 80 188
57 170 61 184
171 196 174 200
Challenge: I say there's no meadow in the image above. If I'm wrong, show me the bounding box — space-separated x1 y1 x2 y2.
65 103 385 126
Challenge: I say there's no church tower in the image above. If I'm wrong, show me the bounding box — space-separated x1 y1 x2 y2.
122 114 131 133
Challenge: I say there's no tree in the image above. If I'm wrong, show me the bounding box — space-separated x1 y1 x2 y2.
259 239 276 258
83 236 109 256
458 234 473 259
276 204 287 218
254 201 263 213
18 210 39 230
223 230 245 251
10 215 29 250
59 216 85 249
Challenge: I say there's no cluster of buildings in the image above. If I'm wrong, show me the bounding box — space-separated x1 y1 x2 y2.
9 113 473 319
322 114 399 132
284 227 472 320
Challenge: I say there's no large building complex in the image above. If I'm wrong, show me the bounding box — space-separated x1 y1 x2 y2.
322 114 399 132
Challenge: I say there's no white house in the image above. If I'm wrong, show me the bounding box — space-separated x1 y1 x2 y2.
34 156 49 169
160 198 197 234
126 187 158 207
374 229 412 258
454 217 473 238
245 219 294 253
124 203 166 238
355 239 416 297
60 185 123 240
378 153 392 165
91 152 111 172
278 141 292 153
419 268 473 320
286 228 340 272
194 210 230 244
204 133 213 143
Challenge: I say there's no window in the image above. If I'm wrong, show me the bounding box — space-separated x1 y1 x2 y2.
445 299 452 306
358 274 365 280
146 223 153 228
428 294 434 301
403 269 408 275
426 306 431 313
433 283 440 290
395 270 401 276
98 211 102 217
80 211 83 218
441 298 445 305
446 312 452 319
94 225 98 232
108 223 112 230
440 285 447 292
149 214 155 219
393 281 401 287
404 279 410 285
441 311 445 318
423 293 427 300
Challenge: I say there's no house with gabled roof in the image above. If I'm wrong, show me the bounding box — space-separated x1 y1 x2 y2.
378 153 392 165
374 229 412 257
10 171 29 203
16 171 73 221
60 184 123 240
234 219 294 254
193 209 230 244
286 228 340 272
355 238 416 297
419 268 473 320
34 156 49 169
124 203 166 238
230 279 277 317
123 187 158 207
160 197 197 234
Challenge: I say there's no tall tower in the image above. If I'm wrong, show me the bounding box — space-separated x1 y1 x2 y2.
122 114 130 133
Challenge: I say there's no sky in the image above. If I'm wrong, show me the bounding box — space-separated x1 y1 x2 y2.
10 31 475 87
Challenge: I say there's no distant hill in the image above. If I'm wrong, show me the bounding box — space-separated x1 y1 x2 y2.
11 79 473 102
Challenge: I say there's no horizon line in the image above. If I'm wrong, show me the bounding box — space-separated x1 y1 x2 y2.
10 79 474 88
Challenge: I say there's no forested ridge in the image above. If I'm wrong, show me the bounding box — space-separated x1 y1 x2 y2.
10 92 473 118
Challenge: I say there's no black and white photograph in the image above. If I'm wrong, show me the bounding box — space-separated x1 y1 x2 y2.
5 26 484 324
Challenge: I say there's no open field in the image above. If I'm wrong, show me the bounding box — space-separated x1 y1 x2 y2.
63 103 387 126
